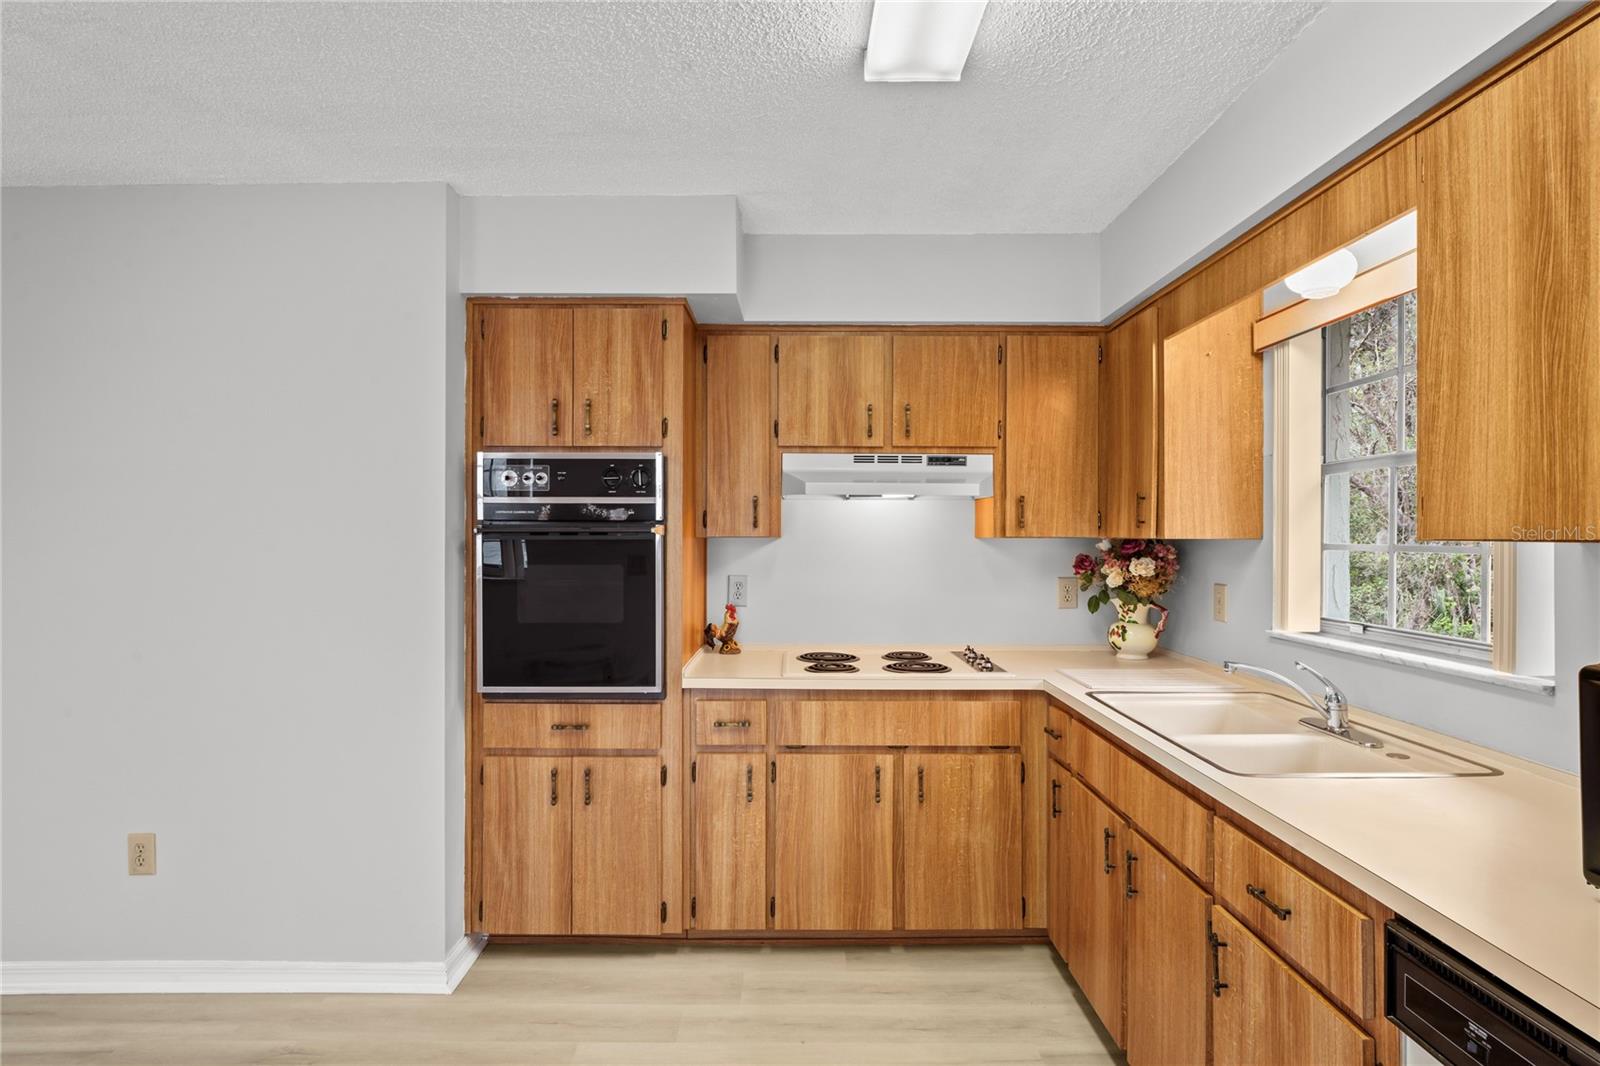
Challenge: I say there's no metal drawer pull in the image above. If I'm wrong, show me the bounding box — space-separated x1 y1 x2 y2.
866 403 874 439
583 397 592 436
1043 726 1062 741
1017 495 1026 529
583 767 592 806
1102 827 1116 874
550 398 559 436
873 765 882 804
1246 884 1293 921
752 495 759 530
550 767 558 806
549 722 590 732
1135 493 1147 527
903 403 911 438
1124 850 1139 899
712 719 752 729
917 766 925 804
1050 779 1061 818
1209 931 1229 997
746 764 754 804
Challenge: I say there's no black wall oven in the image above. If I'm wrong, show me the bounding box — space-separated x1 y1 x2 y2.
476 452 664 698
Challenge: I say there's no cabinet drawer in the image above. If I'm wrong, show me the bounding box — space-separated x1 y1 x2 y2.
694 700 768 746
482 703 661 751
775 700 1021 747
1044 704 1071 766
1215 819 1373 1018
1069 721 1121 797
1115 754 1211 882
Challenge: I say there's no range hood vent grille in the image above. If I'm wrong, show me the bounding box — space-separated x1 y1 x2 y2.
784 452 992 498
853 454 926 464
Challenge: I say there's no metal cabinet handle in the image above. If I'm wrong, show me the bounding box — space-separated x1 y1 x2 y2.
917 766 925 804
1210 930 1230 997
873 765 882 804
752 495 759 530
1135 493 1148 527
549 722 590 732
1043 725 1062 741
903 402 911 438
550 767 558 806
1050 779 1061 819
1124 850 1139 899
866 403 874 439
1017 495 1026 530
583 766 592 806
1102 827 1116 874
583 397 592 436
1247 884 1293 921
712 719 752 729
746 764 754 804
550 398 560 436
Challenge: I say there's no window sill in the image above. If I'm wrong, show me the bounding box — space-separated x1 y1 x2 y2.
1265 629 1556 695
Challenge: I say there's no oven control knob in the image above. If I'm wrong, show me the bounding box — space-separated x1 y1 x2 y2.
601 465 622 489
520 470 539 486
629 466 651 491
497 469 520 489
530 470 550 489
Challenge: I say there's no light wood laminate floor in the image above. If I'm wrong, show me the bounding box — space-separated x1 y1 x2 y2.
2 943 1121 1065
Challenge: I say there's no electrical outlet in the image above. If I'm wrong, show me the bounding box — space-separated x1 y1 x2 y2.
728 574 748 607
1057 577 1078 609
128 833 156 875
1213 583 1228 623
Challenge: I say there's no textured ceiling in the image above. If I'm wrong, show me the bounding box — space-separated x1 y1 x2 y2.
1 1 1326 234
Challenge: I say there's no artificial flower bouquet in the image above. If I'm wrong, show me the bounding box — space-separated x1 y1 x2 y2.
1073 539 1179 613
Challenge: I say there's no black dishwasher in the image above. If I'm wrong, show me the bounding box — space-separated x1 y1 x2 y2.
1387 920 1600 1066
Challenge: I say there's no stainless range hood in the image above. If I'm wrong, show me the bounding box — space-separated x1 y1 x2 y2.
781 453 994 499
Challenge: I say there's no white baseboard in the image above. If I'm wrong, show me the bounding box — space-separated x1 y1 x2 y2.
1 934 488 996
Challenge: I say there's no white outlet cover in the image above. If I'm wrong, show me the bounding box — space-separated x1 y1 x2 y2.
728 574 749 607
1057 577 1078 609
1212 583 1228 622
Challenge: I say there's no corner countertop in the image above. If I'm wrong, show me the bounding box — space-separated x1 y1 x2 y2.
683 644 1600 1039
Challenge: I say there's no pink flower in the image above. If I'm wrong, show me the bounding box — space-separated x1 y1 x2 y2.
1119 539 1147 557
1073 553 1096 575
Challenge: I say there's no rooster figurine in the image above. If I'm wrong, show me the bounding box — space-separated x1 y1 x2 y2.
703 603 742 655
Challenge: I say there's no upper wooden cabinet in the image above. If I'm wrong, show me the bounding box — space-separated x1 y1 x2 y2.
1160 297 1263 539
776 334 891 447
1101 309 1160 538
892 335 1002 449
479 306 573 448
1002 334 1100 537
704 334 777 537
572 306 665 447
902 753 1022 931
1417 21 1600 540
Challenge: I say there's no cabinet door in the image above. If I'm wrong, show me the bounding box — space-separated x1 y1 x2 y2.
1065 778 1124 1044
573 307 664 446
892 335 1002 448
1211 906 1374 1066
903 753 1022 930
773 753 894 931
776 334 891 447
1124 829 1211 1066
1004 334 1100 537
479 306 573 448
692 753 767 931
705 334 777 536
571 756 661 935
1100 308 1159 538
480 755 570 934
1161 297 1262 539
1416 25 1600 540
1046 761 1070 962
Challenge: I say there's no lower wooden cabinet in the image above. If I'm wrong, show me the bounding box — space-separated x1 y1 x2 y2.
902 753 1022 930
1210 906 1375 1066
1065 778 1125 1043
480 754 661 936
773 753 895 931
1124 828 1211 1066
1046 759 1070 962
692 753 767 931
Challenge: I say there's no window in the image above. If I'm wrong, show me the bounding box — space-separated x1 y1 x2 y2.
1319 292 1492 661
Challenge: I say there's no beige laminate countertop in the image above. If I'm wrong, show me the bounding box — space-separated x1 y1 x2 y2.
684 644 1600 1038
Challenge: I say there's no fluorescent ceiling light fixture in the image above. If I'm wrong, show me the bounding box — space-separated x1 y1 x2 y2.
865 0 988 82
1285 249 1359 300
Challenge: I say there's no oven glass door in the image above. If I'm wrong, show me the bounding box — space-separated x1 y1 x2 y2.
478 529 662 696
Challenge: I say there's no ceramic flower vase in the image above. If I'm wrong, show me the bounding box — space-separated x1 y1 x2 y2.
1108 601 1168 660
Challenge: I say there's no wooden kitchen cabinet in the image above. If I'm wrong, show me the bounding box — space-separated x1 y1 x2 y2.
692 753 767 931
571 756 662 935
1002 334 1100 537
1160 296 1263 539
704 333 777 536
572 306 665 446
1211 906 1375 1066
1065 777 1125 1043
1416 21 1600 540
1100 308 1159 538
774 753 894 931
776 333 891 447
1046 759 1070 962
1123 828 1211 1066
481 755 571 934
902 754 1022 930
892 335 1002 449
479 306 574 448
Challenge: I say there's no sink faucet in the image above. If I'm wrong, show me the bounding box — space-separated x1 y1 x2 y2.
1221 660 1380 748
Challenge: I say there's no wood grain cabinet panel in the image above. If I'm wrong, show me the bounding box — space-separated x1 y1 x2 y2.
902 754 1022 930
572 306 664 446
1123 829 1211 1066
776 334 891 447
693 700 768 746
1046 758 1070 962
1100 308 1160 539
571 756 662 935
704 334 777 536
1068 721 1121 802
1416 23 1600 540
773 753 894 931
1044 704 1071 768
1115 752 1212 883
481 703 661 751
775 700 1021 747
891 335 1002 448
1160 296 1263 539
692 753 767 931
480 755 571 935
479 306 573 448
1002 334 1100 537
1211 906 1375 1066
1214 819 1374 1018
1065 778 1125 1045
